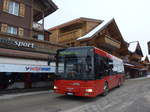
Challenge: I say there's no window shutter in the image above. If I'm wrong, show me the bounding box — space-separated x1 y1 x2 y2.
3 0 9 12
18 28 24 37
1 24 8 33
19 3 25 17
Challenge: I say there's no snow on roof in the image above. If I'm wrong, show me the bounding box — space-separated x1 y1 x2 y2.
141 56 146 61
142 55 150 62
77 18 114 41
128 42 138 52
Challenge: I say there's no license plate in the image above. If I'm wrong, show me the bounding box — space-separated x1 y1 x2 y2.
67 93 73 95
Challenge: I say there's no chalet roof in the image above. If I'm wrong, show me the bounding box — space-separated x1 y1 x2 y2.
48 17 102 30
77 18 126 42
128 41 144 57
34 0 58 21
128 42 138 52
144 56 149 62
77 18 114 40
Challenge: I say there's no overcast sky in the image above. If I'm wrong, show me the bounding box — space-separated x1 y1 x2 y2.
44 0 150 58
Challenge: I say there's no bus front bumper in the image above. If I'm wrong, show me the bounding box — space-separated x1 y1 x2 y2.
54 87 97 97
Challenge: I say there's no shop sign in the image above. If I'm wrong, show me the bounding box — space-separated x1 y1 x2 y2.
0 64 55 73
0 37 35 48
25 66 51 72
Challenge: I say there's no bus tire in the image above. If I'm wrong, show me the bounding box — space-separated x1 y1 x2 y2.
102 82 109 96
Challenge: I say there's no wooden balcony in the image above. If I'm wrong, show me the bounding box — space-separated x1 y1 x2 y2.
130 53 142 61
58 29 82 43
97 35 121 50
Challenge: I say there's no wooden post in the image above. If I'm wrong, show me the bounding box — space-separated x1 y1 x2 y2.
42 12 45 40
30 0 34 39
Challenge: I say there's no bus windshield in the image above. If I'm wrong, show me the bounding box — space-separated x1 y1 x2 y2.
56 47 94 80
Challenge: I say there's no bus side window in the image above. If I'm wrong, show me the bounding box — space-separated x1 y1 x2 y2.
102 57 109 76
95 54 106 79
107 58 113 75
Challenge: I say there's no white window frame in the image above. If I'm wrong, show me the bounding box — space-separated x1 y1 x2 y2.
8 1 19 16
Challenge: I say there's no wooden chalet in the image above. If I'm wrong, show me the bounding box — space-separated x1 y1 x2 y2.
125 41 146 78
142 56 150 75
48 17 128 58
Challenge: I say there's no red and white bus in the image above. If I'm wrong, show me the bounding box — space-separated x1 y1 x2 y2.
54 46 124 97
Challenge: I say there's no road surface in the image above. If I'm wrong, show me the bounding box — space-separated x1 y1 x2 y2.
0 77 150 112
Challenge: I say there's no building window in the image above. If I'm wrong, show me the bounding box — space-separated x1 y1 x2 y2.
33 33 44 41
7 26 17 35
8 1 19 16
38 34 44 40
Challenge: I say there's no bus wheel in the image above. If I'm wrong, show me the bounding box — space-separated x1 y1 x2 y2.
102 82 109 96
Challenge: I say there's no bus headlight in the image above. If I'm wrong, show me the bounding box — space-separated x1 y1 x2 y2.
85 89 93 92
54 86 58 89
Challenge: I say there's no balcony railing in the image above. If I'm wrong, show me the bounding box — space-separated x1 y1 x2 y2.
98 35 121 49
104 35 121 48
58 29 82 42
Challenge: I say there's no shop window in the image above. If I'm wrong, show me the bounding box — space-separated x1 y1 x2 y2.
8 1 19 16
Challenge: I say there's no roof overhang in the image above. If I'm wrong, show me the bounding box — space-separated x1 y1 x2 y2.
48 17 102 31
77 18 125 43
34 0 58 21
77 19 113 41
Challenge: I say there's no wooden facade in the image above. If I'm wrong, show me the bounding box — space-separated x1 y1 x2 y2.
0 0 65 90
49 18 102 47
125 42 146 78
48 18 128 58
142 56 150 73
0 0 64 59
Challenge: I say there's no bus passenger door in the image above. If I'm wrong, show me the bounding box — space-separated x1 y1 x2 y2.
95 73 105 94
107 69 115 89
